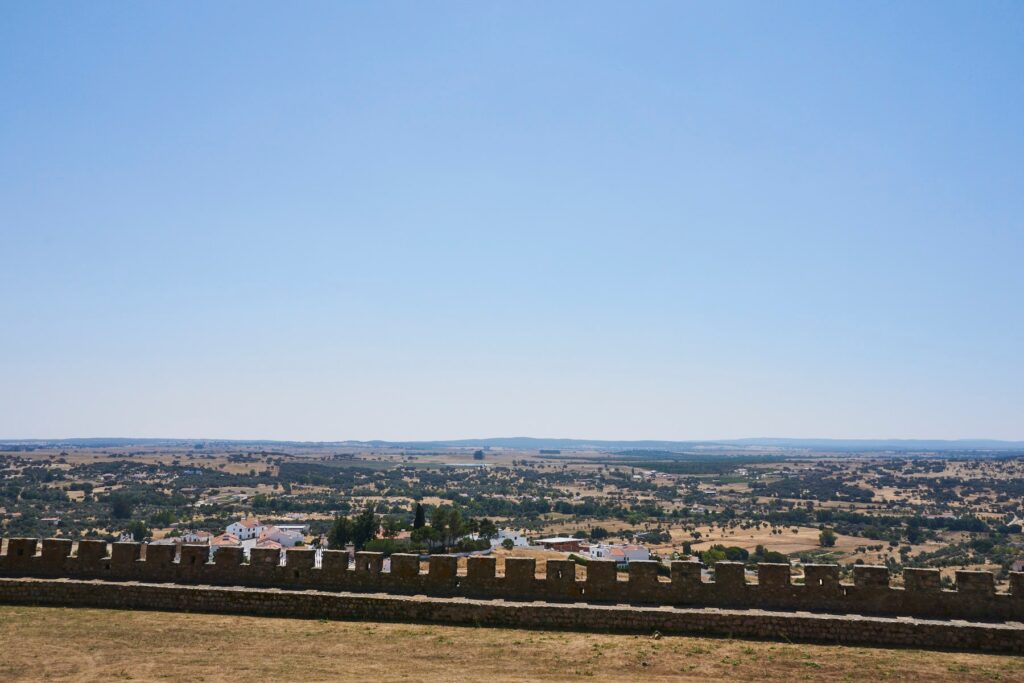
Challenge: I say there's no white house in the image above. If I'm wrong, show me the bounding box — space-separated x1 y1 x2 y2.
490 528 529 549
181 530 212 544
587 543 650 566
259 525 304 547
226 517 264 541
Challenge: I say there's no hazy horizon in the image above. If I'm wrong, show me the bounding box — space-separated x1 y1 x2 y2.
2 3 1022 441
3 435 1024 450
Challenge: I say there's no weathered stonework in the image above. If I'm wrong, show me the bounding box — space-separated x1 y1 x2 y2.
2 537 1023 649
0 577 1021 654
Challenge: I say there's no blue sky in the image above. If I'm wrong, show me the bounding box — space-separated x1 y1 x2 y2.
1 2 1022 440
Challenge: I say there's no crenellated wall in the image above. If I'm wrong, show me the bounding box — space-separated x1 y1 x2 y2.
3 577 1023 653
2 537 1022 622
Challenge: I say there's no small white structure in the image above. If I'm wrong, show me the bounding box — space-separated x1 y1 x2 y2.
490 528 529 549
259 525 304 547
226 517 264 541
587 543 650 566
181 530 212 544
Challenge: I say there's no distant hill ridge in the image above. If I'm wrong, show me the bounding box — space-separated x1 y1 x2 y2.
2 436 1023 452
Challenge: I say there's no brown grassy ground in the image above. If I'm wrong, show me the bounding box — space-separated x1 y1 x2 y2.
0 606 1020 682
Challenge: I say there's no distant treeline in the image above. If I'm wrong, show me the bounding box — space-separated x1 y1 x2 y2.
605 455 785 475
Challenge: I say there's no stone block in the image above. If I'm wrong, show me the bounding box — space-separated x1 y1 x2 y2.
546 559 576 584
713 562 746 593
1009 572 1024 598
427 555 457 583
956 570 995 595
320 549 350 574
7 538 38 559
286 548 316 571
354 552 384 575
388 554 420 578
803 564 840 591
76 540 109 569
585 565 614 589
250 547 281 566
628 561 659 586
144 543 177 565
904 568 941 592
757 563 791 591
41 538 72 565
180 544 210 567
670 561 702 590
504 557 537 590
466 556 496 581
853 565 890 590
214 546 243 568
111 542 141 567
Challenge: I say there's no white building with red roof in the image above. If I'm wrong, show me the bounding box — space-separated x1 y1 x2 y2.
258 525 303 547
587 543 650 566
181 530 213 544
225 516 265 540
211 532 240 547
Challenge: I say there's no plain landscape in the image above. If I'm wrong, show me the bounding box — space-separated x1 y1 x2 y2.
2 438 1022 588
3 2 1024 681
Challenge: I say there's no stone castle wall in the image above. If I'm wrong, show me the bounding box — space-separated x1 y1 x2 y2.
2 576 1022 653
2 537 1022 622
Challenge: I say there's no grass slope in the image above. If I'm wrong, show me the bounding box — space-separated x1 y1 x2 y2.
0 606 1020 682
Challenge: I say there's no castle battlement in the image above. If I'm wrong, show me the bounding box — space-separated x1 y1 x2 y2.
2 538 1022 622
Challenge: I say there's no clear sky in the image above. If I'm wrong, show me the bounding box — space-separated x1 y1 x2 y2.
1 3 1022 441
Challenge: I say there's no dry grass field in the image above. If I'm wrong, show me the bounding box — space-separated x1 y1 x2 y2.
0 606 1021 682
683 523 859 555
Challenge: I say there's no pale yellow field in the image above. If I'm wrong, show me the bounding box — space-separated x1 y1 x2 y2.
1 606 1020 682
684 524 860 555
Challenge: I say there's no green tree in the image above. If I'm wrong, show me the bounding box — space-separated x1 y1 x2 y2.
473 450 485 460
328 516 354 549
430 505 467 550
126 520 149 541
430 505 449 535
413 503 426 529
352 503 378 550
110 494 134 519
150 510 177 527
501 538 514 550
700 547 727 564
477 518 498 540
411 525 440 549
819 528 837 547
446 507 466 548
381 515 402 539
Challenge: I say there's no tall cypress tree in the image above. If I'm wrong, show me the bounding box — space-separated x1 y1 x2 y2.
413 502 426 529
